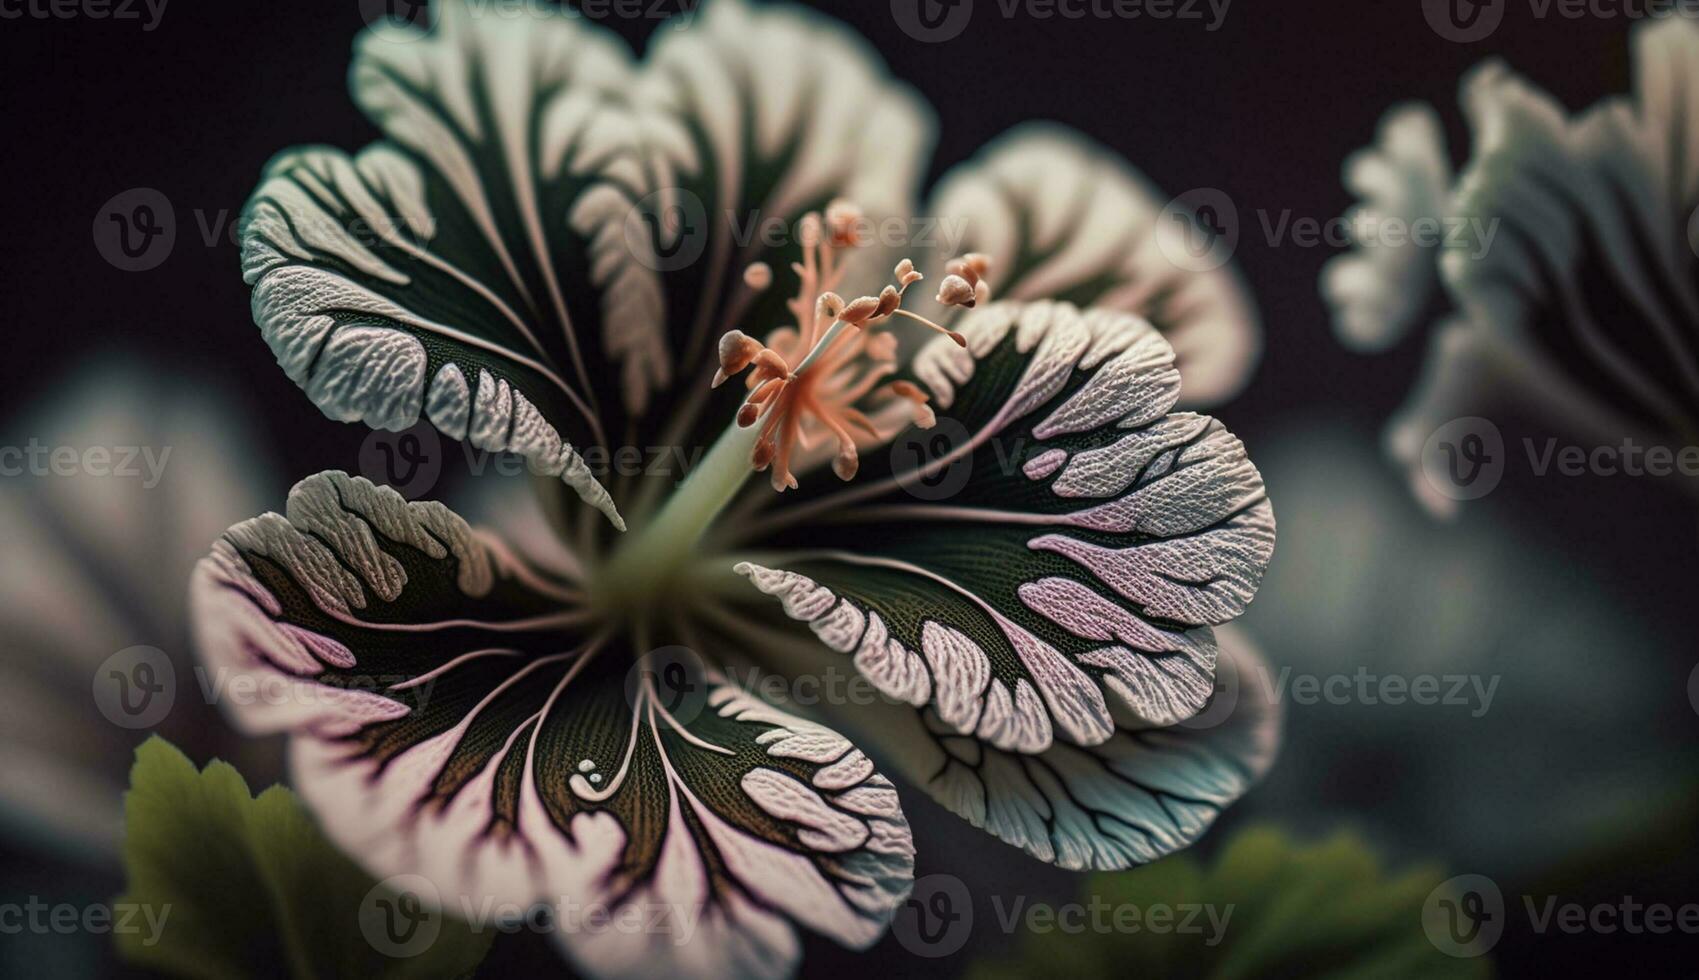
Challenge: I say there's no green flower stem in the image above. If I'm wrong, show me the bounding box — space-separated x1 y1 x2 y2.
594 321 849 611
595 418 759 606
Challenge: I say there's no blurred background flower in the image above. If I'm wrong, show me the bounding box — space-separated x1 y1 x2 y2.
1324 17 1699 518
0 360 285 975
1236 422 1697 878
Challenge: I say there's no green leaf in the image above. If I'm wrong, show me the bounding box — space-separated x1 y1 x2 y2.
115 736 492 980
967 826 1494 980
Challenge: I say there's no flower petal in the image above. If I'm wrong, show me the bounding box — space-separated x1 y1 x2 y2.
698 608 1277 871
729 301 1274 759
1437 23 1699 447
925 124 1260 405
350 0 663 438
247 2 641 526
190 471 911 980
0 361 279 858
244 0 935 533
921 626 1278 870
612 0 935 518
1321 102 1453 352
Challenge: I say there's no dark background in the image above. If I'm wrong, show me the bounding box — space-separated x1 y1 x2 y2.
4 1 1696 977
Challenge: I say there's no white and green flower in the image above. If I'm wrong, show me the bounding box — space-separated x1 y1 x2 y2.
0 360 281 861
1325 16 1699 516
189 1 1277 976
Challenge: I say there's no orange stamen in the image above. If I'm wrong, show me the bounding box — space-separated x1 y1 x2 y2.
711 204 991 492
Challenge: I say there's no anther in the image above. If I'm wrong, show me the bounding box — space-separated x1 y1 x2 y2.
936 274 977 309
713 330 763 387
839 294 884 326
833 445 860 481
710 208 991 492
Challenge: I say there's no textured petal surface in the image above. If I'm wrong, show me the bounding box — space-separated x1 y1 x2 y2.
245 0 641 527
722 301 1274 865
591 0 936 525
190 472 911 980
241 0 933 535
909 626 1279 870
734 302 1273 742
1321 102 1453 352
696 607 1277 871
924 124 1260 406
